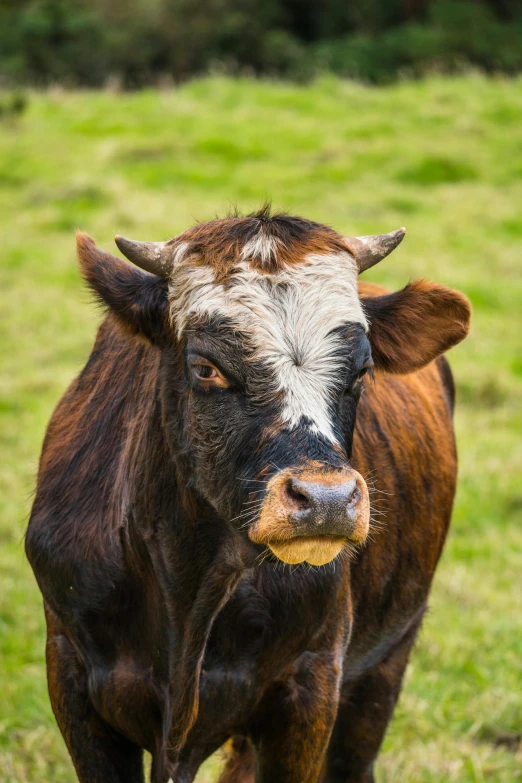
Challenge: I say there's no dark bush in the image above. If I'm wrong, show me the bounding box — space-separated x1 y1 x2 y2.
313 1 522 83
1 0 522 86
0 1 109 86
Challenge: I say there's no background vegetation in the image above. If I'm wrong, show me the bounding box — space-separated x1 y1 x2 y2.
1 0 522 86
0 75 521 781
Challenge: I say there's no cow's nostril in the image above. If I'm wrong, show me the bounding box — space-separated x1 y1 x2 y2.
279 475 361 523
284 478 312 512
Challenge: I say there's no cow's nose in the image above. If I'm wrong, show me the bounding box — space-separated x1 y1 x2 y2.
282 476 359 526
249 464 370 564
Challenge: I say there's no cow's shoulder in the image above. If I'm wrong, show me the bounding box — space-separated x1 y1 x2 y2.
26 316 159 608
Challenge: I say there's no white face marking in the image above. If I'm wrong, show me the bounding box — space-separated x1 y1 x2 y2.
240 233 280 265
168 250 366 444
170 240 190 266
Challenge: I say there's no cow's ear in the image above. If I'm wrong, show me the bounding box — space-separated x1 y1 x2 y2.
77 232 170 345
362 280 471 374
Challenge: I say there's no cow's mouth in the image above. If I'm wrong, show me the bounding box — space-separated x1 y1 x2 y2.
267 535 346 566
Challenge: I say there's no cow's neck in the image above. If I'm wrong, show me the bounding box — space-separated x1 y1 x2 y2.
121 386 247 769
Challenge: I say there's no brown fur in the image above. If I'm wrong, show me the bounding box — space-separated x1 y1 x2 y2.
166 206 348 279
361 279 470 373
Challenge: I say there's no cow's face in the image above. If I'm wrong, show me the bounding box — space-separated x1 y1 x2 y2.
170 239 372 565
78 209 470 566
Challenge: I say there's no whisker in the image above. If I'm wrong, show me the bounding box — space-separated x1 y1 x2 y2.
229 505 263 523
232 510 263 524
238 518 258 531
255 548 271 567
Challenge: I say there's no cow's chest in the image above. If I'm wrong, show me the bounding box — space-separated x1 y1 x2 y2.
86 566 345 750
186 585 342 747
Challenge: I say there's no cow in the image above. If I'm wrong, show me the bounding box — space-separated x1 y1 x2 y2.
26 207 471 783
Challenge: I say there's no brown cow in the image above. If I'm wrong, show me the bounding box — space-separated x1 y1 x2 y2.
26 207 470 783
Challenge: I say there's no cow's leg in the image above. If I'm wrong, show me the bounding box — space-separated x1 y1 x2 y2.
251 652 342 783
322 615 423 783
217 737 255 783
46 619 144 783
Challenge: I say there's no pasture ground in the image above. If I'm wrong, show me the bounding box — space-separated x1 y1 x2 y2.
0 75 521 782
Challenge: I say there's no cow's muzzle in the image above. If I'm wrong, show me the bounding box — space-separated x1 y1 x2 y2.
248 463 370 566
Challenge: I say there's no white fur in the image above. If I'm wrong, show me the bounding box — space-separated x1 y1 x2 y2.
170 240 190 266
240 233 280 265
168 250 366 444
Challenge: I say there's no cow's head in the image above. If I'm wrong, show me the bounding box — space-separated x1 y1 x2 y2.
77 208 470 566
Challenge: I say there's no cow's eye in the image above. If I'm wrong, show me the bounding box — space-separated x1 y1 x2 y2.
356 363 373 382
191 361 229 389
196 365 217 379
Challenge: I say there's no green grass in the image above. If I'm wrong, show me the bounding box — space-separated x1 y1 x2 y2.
1 75 521 782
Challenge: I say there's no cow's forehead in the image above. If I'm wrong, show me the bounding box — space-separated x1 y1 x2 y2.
166 208 350 277
167 216 367 444
167 211 367 336
169 249 366 337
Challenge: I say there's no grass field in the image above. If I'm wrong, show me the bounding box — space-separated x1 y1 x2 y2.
1 75 521 782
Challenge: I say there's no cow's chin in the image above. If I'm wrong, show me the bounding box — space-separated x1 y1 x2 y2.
267 536 346 566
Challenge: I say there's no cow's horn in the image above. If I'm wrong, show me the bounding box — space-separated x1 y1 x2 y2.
344 227 406 273
114 236 173 278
